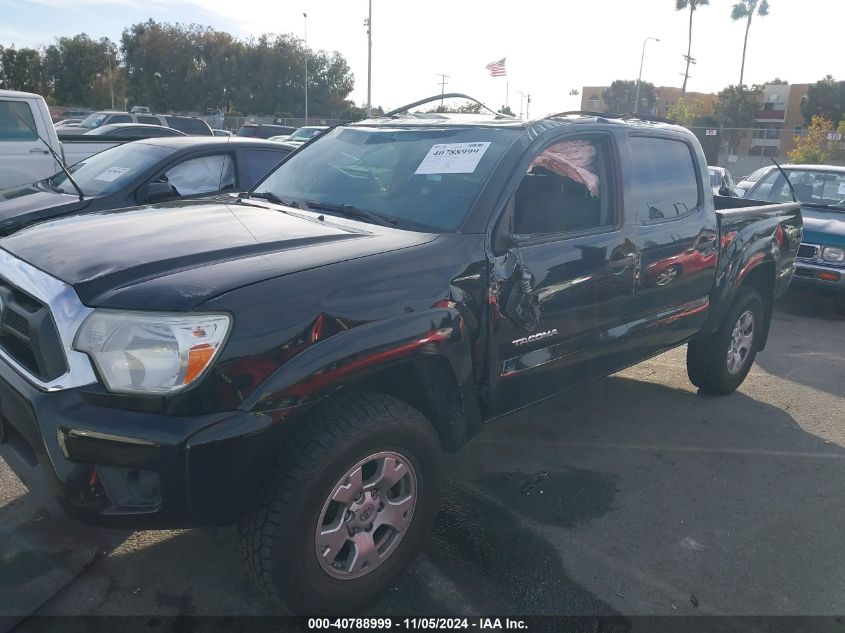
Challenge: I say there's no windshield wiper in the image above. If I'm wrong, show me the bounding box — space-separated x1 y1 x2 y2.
305 201 397 227
14 112 85 202
242 192 300 208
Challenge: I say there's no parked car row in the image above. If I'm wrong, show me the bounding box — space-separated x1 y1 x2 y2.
0 93 802 614
56 110 213 137
742 163 845 311
0 90 314 190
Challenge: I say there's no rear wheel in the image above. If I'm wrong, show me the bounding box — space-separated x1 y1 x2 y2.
687 287 764 395
239 392 441 614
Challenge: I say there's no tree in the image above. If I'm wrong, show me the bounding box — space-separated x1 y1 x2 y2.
800 76 845 127
0 46 43 93
498 105 515 116
675 0 709 94
731 0 770 87
788 115 834 164
714 84 761 153
666 96 704 126
601 79 656 114
44 35 118 107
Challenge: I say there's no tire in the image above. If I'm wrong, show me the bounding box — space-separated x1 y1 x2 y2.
687 287 765 395
239 392 442 614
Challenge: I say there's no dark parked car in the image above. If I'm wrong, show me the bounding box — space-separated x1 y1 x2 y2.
745 164 845 311
236 123 297 139
0 137 292 235
84 123 187 139
0 98 800 614
57 111 214 137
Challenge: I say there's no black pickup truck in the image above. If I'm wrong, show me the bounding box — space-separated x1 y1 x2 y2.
0 97 801 613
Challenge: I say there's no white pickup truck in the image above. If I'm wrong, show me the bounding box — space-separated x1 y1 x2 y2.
0 90 132 189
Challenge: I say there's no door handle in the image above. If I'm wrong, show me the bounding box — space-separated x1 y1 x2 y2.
609 256 635 269
29 148 49 154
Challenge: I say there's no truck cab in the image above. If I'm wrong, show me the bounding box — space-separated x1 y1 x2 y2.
0 96 801 615
0 90 61 189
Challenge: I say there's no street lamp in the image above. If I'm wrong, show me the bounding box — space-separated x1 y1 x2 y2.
303 12 309 125
365 0 372 117
634 36 660 114
106 50 115 110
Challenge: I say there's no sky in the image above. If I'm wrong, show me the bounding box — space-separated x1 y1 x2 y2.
1 0 843 117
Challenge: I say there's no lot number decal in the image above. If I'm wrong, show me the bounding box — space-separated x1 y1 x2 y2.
95 167 131 182
415 142 491 175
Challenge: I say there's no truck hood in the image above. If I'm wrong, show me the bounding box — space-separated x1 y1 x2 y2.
0 199 437 310
0 184 90 233
802 207 845 249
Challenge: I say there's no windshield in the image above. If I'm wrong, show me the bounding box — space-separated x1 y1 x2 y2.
290 127 325 141
46 143 172 196
709 170 721 187
253 126 519 231
79 113 108 129
751 168 845 211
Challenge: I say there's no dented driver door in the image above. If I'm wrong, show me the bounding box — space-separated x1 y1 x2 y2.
485 132 637 418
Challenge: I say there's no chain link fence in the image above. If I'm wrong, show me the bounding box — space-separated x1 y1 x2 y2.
688 126 845 179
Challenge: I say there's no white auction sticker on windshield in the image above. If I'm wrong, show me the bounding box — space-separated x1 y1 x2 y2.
94 167 130 182
415 142 491 175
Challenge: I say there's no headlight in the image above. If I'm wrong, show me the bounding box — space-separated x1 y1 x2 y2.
74 310 231 395
821 246 845 263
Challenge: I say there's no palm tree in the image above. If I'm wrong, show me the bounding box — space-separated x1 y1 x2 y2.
675 0 709 94
731 0 770 86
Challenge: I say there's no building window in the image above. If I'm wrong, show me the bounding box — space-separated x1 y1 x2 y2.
587 95 600 109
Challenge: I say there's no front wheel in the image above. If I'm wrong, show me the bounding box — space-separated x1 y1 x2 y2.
687 287 765 395
239 392 442 614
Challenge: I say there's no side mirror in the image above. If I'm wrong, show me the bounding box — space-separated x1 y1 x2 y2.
137 181 175 204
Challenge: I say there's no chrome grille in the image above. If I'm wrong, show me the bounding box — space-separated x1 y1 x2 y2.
0 250 97 391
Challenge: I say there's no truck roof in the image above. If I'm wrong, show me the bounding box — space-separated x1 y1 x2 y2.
354 111 685 135
0 89 45 100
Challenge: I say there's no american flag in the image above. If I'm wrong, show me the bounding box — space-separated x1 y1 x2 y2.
485 58 507 77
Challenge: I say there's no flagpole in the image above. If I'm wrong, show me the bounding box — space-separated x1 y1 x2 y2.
505 81 509 108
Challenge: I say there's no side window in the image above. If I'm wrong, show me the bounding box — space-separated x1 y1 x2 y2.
158 154 235 197
630 136 701 223
0 100 38 141
512 136 612 236
244 149 288 184
166 117 211 135
108 114 132 124
137 116 161 126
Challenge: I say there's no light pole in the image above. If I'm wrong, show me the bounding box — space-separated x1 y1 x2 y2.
303 12 309 125
106 50 115 110
634 36 660 113
365 0 372 117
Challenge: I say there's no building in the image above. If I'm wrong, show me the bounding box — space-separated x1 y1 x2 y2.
580 83 822 175
580 85 716 118
735 83 811 159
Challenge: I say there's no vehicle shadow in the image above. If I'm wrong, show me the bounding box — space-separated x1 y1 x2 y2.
6 367 845 619
754 290 845 397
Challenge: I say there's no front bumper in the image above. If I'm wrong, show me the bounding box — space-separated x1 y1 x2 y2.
0 357 295 528
792 261 845 292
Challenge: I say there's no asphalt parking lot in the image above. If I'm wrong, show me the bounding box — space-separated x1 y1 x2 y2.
1 289 844 623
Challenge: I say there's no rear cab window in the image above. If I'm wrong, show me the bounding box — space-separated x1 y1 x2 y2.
166 117 212 135
629 136 701 223
244 149 290 184
0 100 38 141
